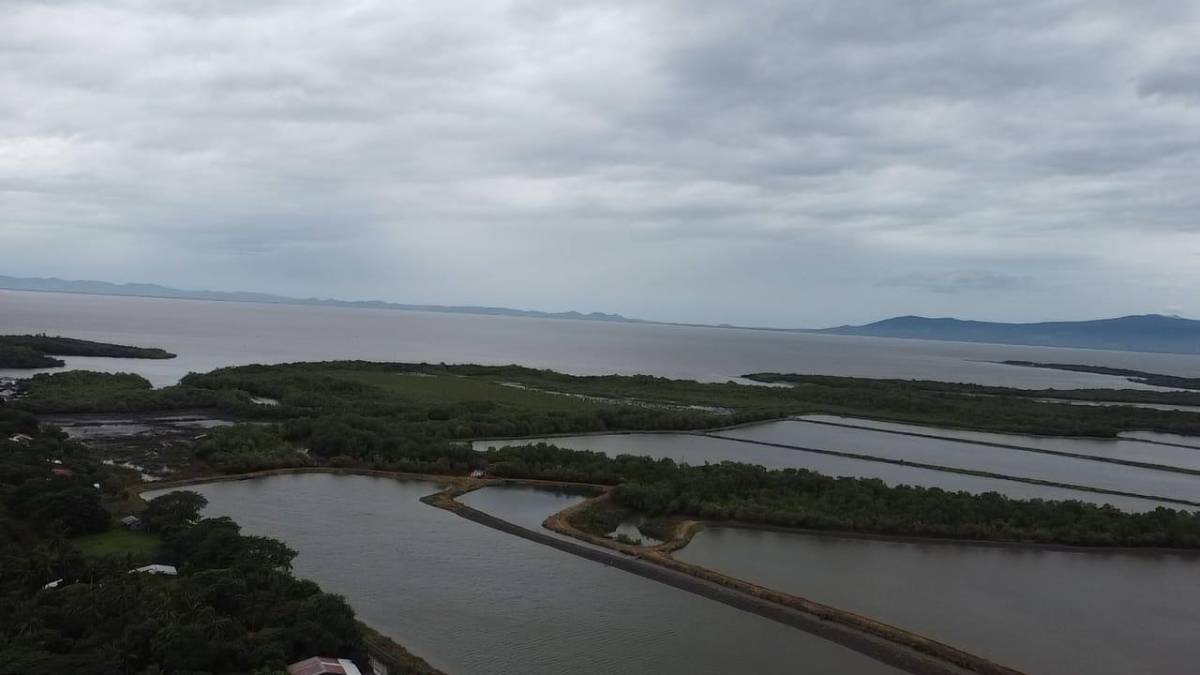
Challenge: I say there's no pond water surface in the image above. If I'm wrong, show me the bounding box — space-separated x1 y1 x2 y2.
800 415 1200 471
148 474 903 675
714 420 1200 504
674 526 1200 675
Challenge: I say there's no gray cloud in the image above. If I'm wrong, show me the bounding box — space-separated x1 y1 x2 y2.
2 0 1199 326
881 270 1036 294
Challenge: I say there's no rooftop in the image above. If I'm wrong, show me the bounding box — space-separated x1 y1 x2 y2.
129 564 177 576
286 656 363 675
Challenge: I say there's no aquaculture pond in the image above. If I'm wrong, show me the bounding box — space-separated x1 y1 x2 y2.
675 526 1200 675
149 474 904 675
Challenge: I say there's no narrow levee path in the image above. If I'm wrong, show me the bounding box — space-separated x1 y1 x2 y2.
430 482 1020 675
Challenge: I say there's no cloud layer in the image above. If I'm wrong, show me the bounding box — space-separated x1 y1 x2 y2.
3 0 1199 326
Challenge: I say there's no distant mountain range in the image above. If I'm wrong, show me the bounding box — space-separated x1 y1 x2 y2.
3 274 1197 355
0 275 633 323
817 314 1200 355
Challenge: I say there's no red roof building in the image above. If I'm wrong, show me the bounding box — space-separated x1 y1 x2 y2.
286 656 363 675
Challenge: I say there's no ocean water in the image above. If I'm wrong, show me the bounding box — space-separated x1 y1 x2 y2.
4 289 1200 388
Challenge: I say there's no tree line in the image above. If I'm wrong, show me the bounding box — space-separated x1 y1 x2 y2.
0 411 367 674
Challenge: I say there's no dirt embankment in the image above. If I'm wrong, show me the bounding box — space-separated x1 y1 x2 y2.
421 488 1017 675
540 493 1023 675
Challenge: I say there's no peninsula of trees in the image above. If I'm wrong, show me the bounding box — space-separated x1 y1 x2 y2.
0 335 176 368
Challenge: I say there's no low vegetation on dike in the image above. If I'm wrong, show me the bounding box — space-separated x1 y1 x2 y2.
0 334 176 369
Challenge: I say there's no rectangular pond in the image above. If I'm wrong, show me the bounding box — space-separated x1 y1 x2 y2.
715 420 1200 504
148 474 904 675
674 526 1200 675
800 414 1200 471
473 434 1181 512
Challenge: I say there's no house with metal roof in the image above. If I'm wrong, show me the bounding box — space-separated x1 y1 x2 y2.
286 656 363 675
129 564 178 576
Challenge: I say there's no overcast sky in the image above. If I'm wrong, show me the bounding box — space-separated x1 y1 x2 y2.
3 1 1199 327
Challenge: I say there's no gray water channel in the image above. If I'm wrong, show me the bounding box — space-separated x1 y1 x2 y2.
148 474 903 675
675 526 1200 675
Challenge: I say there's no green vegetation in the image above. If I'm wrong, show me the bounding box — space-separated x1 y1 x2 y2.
0 343 63 368
741 372 1200 435
18 362 1200 481
181 361 1200 438
72 528 161 558
504 445 1200 548
0 334 176 361
0 411 371 674
21 361 1200 440
1001 361 1200 391
15 360 1200 552
15 370 254 415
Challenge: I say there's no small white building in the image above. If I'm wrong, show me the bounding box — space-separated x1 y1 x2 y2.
120 515 143 530
42 578 63 590
469 469 486 478
129 564 177 576
6 433 33 445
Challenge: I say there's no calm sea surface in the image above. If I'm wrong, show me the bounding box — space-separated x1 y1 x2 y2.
675 526 1200 675
148 474 903 675
5 290 1200 387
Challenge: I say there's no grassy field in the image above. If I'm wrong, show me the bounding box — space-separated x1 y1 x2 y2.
73 527 161 558
325 369 605 412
